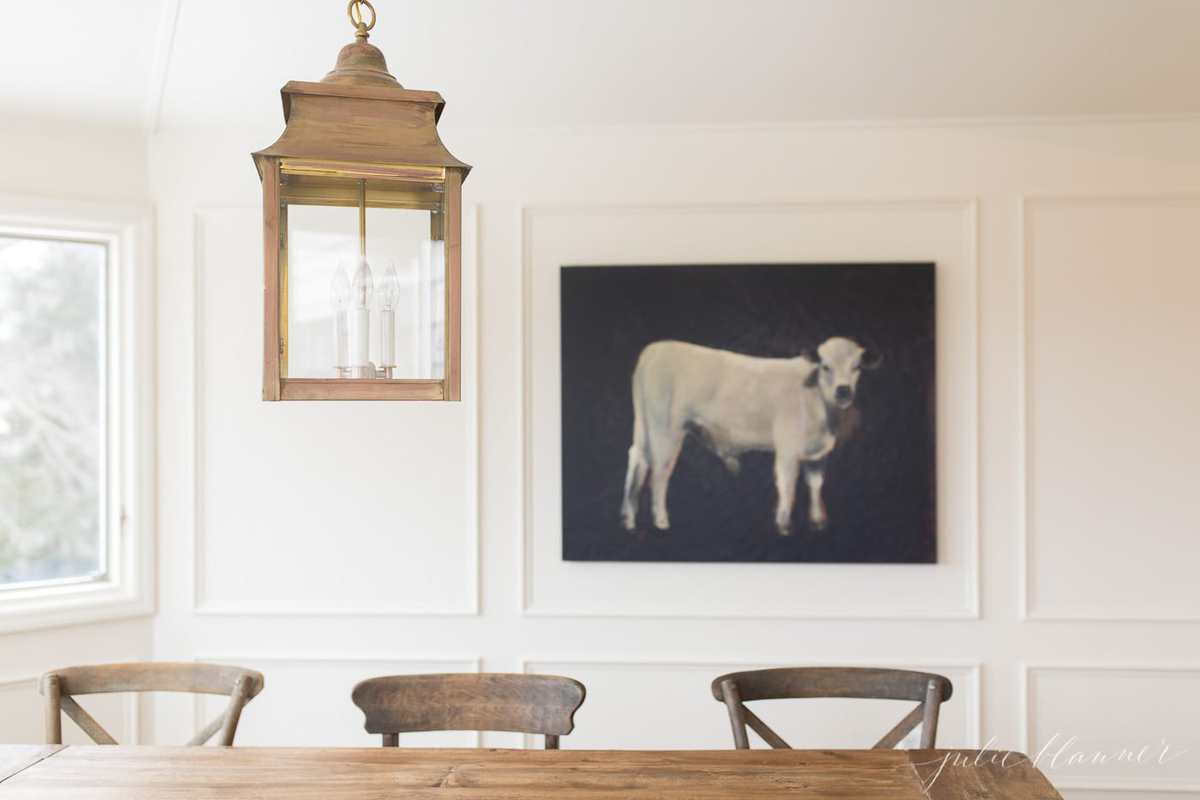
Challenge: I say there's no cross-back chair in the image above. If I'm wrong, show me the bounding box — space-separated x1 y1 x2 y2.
41 662 264 746
352 673 586 749
712 667 952 749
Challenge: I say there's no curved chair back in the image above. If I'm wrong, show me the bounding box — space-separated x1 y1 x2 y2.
711 667 952 749
41 662 264 746
352 673 586 748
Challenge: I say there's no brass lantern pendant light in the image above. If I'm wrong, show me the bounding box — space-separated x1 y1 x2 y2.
253 0 470 401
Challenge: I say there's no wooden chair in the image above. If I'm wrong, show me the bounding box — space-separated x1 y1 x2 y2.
352 673 586 749
41 662 264 746
712 667 952 749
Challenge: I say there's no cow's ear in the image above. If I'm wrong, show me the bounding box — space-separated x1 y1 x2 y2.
800 347 819 364
860 349 883 370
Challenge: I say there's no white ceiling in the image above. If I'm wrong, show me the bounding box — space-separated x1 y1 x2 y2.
5 0 1200 132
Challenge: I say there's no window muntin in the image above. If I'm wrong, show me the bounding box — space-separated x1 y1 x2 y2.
0 234 109 590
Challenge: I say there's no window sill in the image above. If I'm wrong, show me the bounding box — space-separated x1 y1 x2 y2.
0 578 154 635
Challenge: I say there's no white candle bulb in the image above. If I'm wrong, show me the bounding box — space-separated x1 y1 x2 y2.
379 264 400 369
330 264 351 373
351 257 374 371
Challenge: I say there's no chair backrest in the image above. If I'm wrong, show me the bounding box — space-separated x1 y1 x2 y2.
711 667 952 749
351 673 586 749
40 662 264 746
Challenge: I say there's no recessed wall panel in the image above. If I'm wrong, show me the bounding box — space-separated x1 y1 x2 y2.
193 208 478 615
1024 198 1200 619
1027 667 1200 792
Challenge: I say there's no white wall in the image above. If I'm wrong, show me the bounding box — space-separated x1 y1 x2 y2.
148 116 1200 797
0 120 154 745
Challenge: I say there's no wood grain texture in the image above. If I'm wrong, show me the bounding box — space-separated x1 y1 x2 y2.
351 673 584 748
0 746 1064 799
0 747 61 784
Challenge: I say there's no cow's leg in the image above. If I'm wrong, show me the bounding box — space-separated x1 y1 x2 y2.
648 427 685 530
621 443 649 530
804 461 828 530
773 456 800 536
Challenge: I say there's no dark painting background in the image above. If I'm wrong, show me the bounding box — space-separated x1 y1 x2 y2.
560 263 936 564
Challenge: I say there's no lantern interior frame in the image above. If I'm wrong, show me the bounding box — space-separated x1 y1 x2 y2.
261 157 463 401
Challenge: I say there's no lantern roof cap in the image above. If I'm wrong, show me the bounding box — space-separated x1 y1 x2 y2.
252 30 470 180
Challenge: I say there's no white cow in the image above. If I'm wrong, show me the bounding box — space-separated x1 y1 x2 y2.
620 337 880 535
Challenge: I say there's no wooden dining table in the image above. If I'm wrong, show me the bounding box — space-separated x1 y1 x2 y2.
0 744 1063 799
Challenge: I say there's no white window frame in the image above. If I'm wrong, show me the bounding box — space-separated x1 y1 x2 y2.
0 195 154 633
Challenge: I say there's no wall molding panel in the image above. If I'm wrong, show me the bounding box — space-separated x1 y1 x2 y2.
519 199 980 620
1021 663 1200 793
1018 194 1200 622
189 206 482 618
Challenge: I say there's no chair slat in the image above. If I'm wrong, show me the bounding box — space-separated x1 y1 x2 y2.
873 703 924 749
48 663 260 696
352 673 586 750
187 712 228 747
743 707 790 749
59 696 117 745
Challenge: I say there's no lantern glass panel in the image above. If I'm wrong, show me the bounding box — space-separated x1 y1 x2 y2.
279 171 446 381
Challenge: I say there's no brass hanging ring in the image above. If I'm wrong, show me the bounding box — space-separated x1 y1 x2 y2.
347 0 377 34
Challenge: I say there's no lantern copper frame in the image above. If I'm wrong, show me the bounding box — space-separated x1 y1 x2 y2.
252 1 470 401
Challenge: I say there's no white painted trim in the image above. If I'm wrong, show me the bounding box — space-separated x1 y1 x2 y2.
519 198 980 620
0 195 155 634
520 657 982 750
189 205 481 617
1019 194 1200 621
1020 662 1200 792
451 113 1200 140
143 0 182 135
191 654 483 746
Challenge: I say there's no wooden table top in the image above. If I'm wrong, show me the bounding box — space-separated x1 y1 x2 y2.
0 745 1063 799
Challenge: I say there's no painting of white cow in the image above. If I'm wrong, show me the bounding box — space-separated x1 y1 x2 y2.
560 263 936 564
621 337 881 536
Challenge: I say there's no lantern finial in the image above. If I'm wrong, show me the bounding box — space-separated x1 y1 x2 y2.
347 0 376 42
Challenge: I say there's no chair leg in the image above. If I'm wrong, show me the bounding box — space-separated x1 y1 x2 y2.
719 679 750 749
545 734 559 749
382 733 399 747
217 676 252 747
43 675 62 745
920 679 942 748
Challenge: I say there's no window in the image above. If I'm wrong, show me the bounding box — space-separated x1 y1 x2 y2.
0 235 108 588
0 199 152 632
